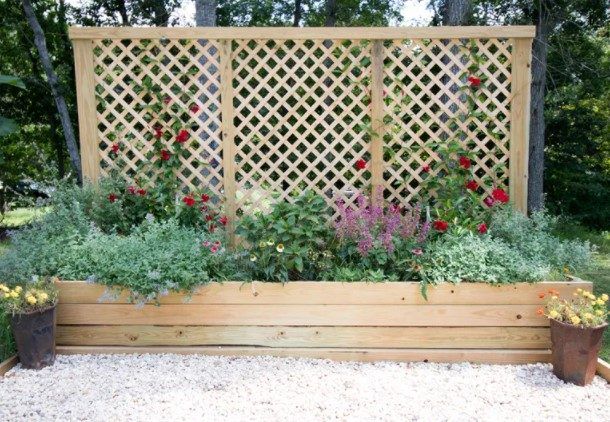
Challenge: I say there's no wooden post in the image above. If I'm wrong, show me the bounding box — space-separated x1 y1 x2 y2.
369 40 385 203
219 40 237 245
509 38 533 213
72 39 100 183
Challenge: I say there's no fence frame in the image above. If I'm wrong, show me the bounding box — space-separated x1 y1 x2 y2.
70 26 534 231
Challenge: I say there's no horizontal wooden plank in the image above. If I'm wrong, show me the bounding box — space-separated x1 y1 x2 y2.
56 325 550 349
57 304 546 326
597 359 610 382
0 355 18 376
56 345 551 364
68 26 536 40
56 281 591 305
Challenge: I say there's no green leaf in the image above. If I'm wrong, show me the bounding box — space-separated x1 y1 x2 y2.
0 116 19 136
0 75 26 89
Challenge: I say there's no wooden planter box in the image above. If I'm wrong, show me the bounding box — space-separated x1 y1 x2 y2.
56 280 590 364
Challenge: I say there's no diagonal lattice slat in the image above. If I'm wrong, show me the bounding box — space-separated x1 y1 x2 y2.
85 34 517 223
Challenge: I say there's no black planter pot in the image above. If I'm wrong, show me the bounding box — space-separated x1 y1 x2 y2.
10 306 56 370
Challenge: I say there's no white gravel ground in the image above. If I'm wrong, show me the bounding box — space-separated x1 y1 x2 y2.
1 354 608 421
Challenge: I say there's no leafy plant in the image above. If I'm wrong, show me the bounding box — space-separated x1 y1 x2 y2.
238 192 335 281
0 75 26 137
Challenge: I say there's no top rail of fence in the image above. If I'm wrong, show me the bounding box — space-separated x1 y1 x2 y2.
68 26 536 40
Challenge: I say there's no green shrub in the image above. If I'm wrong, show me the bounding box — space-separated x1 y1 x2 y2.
58 219 237 303
417 232 550 286
237 192 335 281
490 208 592 275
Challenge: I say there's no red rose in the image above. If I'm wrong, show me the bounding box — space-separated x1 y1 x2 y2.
153 127 163 139
163 96 171 105
209 223 216 233
433 220 448 232
459 156 471 169
219 216 228 226
467 75 481 87
127 186 136 195
205 214 213 222
201 194 210 203
465 180 478 191
492 188 509 204
355 159 367 170
176 129 189 144
484 196 495 207
108 193 117 203
111 143 120 153
422 164 431 173
182 195 195 207
210 245 219 253
189 104 200 113
477 223 487 234
137 189 146 196
161 149 171 161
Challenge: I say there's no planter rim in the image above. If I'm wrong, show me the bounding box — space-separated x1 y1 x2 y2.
10 303 57 318
550 318 608 331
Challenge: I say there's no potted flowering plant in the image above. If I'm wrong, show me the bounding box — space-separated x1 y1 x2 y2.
0 280 58 369
539 288 608 386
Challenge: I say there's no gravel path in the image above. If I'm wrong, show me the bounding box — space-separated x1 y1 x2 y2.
1 354 608 421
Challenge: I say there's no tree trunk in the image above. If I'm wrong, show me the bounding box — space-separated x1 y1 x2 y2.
441 0 471 25
325 0 337 27
293 0 302 27
21 0 82 183
116 0 130 26
528 2 553 212
195 0 217 26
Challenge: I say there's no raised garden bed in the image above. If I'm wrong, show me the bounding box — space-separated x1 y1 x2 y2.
55 280 591 364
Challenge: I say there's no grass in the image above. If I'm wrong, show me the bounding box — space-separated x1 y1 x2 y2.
555 222 610 362
1 207 49 228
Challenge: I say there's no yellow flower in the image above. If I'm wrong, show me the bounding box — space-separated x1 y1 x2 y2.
596 310 604 316
589 294 596 300
0 285 8 293
596 299 604 306
26 296 37 305
14 286 22 293
551 296 558 300
583 313 593 320
250 255 257 262
591 301 597 306
570 315 581 325
3 293 10 299
266 240 274 246
549 310 559 319
10 291 18 298
276 243 284 253
38 292 49 302
602 294 609 301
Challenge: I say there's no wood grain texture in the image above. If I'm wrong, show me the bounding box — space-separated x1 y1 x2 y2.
56 325 550 349
57 303 545 326
68 26 536 40
509 37 533 212
0 355 18 377
56 345 551 364
72 39 100 183
56 281 592 305
597 359 610 382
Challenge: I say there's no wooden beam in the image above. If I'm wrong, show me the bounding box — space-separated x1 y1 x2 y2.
57 303 546 326
68 26 537 40
72 39 100 183
0 355 18 376
369 40 385 201
57 325 551 349
509 37 533 212
56 345 551 364
597 359 610 382
56 280 592 306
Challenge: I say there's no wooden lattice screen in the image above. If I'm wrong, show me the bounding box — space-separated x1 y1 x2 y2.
70 26 534 236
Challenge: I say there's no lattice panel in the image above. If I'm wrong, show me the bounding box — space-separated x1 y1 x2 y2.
382 38 512 203
231 39 372 215
93 38 224 196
